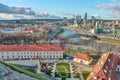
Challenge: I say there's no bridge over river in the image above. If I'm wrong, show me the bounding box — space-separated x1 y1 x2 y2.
60 33 99 40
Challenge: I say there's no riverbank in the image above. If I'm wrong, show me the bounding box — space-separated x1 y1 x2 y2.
98 37 120 45
61 26 120 45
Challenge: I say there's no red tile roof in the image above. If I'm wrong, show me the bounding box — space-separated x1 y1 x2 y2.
87 52 119 80
118 57 120 65
0 44 63 52
74 53 92 61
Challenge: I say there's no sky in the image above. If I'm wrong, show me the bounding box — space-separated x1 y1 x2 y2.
0 0 120 19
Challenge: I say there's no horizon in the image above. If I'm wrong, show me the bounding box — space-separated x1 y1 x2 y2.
0 0 120 20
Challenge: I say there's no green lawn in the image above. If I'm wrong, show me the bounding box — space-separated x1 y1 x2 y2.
75 73 80 78
64 49 78 56
82 71 90 80
99 37 120 44
55 62 71 80
0 61 45 80
69 50 99 59
70 50 78 56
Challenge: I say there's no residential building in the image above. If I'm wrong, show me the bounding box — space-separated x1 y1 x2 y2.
0 44 64 61
87 52 120 80
73 53 92 65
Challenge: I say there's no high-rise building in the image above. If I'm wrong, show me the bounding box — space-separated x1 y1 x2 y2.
91 16 95 21
63 17 68 25
76 15 81 25
91 16 96 26
84 13 87 24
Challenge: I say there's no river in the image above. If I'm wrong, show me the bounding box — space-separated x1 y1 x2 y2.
60 29 120 52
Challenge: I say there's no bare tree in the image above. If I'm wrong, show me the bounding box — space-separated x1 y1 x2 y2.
65 44 72 56
96 42 102 56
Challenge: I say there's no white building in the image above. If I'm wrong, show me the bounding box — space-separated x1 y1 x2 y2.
0 44 64 61
73 53 92 65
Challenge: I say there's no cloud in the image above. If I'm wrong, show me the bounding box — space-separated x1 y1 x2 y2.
94 3 120 19
0 3 60 19
0 13 60 20
110 0 118 2
0 3 36 15
56 12 75 18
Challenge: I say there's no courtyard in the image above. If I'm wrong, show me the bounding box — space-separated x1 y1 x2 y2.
55 62 71 80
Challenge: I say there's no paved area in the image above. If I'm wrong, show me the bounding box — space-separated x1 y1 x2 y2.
0 63 37 80
69 63 74 78
71 61 93 71
79 72 84 80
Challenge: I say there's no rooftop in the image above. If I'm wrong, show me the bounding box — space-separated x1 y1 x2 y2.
87 52 120 80
74 53 92 61
0 44 63 52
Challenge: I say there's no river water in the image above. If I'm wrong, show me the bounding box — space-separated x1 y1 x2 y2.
61 29 120 52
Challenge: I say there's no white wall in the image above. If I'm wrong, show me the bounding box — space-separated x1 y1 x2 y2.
0 51 63 60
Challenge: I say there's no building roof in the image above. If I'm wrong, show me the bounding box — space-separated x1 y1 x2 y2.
87 52 119 80
74 53 92 61
0 44 63 52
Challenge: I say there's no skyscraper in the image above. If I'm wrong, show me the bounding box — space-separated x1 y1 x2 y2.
84 13 87 24
63 17 68 25
91 16 96 26
76 15 81 25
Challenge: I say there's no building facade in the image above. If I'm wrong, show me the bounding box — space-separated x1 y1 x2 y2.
73 53 92 65
0 44 64 61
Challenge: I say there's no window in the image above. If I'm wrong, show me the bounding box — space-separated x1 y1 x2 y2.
2 56 4 58
7 56 9 58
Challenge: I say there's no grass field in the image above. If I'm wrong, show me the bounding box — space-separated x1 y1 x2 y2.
82 71 90 80
55 62 71 80
0 61 45 80
99 37 120 44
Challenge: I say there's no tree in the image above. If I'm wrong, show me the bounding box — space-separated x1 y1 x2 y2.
96 42 102 56
65 44 72 56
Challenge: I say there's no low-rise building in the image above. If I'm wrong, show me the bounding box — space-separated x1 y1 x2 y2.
87 52 120 80
73 53 92 65
0 44 64 60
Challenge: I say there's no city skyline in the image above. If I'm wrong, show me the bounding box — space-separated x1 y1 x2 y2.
0 0 120 19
